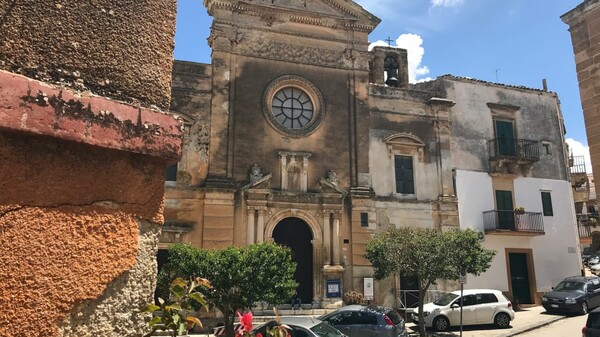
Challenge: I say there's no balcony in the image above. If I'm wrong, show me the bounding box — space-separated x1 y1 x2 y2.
577 214 599 241
483 210 544 236
488 138 540 175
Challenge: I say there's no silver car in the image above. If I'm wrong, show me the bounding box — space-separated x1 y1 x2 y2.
252 317 347 337
318 305 408 337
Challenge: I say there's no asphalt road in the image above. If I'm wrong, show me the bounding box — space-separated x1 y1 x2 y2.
513 314 586 337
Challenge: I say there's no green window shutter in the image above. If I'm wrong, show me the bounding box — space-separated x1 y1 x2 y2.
395 155 414 194
495 120 516 156
541 192 554 216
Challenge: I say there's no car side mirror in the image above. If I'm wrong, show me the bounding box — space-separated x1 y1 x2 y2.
451 303 460 309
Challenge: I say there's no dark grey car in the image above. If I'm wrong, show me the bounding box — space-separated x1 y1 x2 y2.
318 305 407 337
584 307 600 337
252 317 347 337
542 276 600 314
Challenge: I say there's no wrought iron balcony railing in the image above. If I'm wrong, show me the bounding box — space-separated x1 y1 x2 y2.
483 210 544 234
577 214 599 238
488 138 541 161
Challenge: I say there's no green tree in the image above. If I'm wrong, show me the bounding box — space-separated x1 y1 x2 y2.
365 228 495 337
159 243 298 337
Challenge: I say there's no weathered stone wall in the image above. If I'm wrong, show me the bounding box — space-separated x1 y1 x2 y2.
562 0 600 200
0 0 177 109
0 1 181 336
0 131 166 337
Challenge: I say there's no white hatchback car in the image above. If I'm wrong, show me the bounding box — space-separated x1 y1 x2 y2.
412 289 515 332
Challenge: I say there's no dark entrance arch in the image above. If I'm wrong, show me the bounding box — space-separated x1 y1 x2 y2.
273 217 313 304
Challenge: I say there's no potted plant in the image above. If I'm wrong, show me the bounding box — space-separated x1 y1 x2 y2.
142 277 211 337
590 217 597 227
514 207 525 214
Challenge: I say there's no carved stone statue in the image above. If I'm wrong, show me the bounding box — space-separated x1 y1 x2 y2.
326 170 338 185
249 163 264 183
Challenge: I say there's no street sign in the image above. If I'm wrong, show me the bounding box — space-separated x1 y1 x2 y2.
459 275 467 284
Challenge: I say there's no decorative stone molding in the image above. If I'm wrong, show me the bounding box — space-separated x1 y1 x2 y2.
264 208 323 243
278 151 312 192
238 37 371 69
188 121 210 163
384 133 425 157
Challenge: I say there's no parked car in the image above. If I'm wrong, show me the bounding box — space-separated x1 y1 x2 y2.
411 289 514 332
252 317 347 337
591 264 600 276
542 275 600 315
587 253 600 266
318 305 407 337
583 247 594 262
583 306 600 337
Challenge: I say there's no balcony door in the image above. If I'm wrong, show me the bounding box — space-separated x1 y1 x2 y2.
496 190 515 230
495 120 516 156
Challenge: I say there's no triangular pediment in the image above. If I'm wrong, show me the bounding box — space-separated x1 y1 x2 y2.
205 0 380 32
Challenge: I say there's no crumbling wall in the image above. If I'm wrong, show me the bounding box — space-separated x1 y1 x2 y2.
0 0 177 109
0 1 181 336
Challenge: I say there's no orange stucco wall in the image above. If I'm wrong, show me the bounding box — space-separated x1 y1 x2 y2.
0 131 167 336
0 207 138 336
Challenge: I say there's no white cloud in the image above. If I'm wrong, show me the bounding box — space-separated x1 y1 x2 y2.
369 33 432 83
431 0 465 8
566 138 593 173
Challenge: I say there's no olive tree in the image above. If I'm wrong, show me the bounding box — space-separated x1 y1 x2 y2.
365 228 495 337
158 243 298 337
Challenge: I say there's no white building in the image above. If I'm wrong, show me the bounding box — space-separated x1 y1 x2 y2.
432 76 582 306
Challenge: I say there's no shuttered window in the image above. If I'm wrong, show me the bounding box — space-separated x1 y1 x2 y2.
395 155 414 194
541 191 553 216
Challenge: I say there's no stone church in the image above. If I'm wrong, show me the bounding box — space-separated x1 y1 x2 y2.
162 0 578 308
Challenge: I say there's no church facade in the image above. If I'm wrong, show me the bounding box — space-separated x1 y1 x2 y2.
163 0 580 308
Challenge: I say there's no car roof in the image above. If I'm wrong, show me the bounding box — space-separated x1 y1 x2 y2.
563 275 599 283
448 289 504 296
277 317 324 329
334 304 393 313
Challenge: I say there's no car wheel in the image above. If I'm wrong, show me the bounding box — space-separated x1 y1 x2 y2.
494 312 510 328
433 316 450 332
580 301 589 315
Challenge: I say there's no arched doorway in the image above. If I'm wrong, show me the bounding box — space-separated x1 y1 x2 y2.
273 217 313 304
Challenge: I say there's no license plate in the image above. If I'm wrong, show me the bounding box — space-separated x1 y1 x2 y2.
551 304 559 308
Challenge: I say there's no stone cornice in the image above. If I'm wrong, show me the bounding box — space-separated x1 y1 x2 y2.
211 19 371 46
205 0 379 33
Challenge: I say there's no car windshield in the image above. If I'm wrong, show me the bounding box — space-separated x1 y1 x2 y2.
311 322 344 337
554 281 585 293
433 293 460 306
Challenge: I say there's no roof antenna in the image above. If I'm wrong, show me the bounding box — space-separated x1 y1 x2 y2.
495 68 501 82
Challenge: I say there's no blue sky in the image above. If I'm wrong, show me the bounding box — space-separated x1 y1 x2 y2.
174 0 590 169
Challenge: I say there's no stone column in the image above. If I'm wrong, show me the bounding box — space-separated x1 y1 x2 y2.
301 155 309 192
256 208 265 243
322 212 331 265
279 153 288 191
247 207 255 244
332 212 341 265
312 239 323 305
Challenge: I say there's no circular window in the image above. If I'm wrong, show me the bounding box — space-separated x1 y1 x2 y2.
263 75 325 137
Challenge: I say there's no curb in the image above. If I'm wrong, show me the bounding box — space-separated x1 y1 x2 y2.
500 315 567 337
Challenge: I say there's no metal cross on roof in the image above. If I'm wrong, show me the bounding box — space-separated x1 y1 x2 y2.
385 36 394 47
